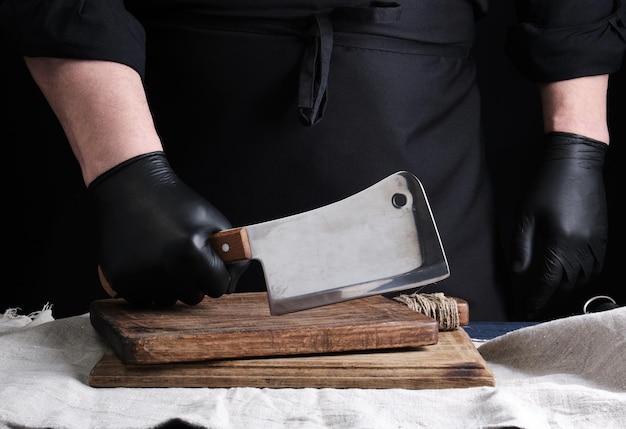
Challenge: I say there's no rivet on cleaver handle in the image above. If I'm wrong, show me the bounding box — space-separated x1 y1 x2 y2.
209 171 449 315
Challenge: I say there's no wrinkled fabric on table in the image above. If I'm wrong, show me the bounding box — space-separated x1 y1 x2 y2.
1 305 625 429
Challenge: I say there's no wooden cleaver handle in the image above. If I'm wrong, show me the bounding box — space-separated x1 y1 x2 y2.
208 227 253 263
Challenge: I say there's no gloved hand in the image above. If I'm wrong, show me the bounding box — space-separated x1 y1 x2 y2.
512 132 608 319
89 151 248 307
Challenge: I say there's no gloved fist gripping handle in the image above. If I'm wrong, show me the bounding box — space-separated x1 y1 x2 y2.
89 152 247 307
512 132 608 318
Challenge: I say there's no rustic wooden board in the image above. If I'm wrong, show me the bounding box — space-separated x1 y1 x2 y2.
90 293 467 364
89 327 494 389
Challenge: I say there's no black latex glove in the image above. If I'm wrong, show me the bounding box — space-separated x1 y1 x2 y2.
88 152 248 307
512 132 608 319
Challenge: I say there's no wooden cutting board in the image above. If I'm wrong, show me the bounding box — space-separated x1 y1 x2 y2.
90 292 468 364
89 327 494 389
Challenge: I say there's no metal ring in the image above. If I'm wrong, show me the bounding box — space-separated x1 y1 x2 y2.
583 295 617 314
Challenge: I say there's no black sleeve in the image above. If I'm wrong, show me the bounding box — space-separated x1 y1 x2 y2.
506 0 626 82
0 0 146 78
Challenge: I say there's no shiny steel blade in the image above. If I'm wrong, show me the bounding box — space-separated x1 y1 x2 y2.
245 171 449 315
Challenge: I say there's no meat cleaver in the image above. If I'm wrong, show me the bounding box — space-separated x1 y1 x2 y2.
209 171 449 315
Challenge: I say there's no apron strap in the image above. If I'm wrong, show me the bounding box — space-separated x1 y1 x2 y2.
298 2 402 126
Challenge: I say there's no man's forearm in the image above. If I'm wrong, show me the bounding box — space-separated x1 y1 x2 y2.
539 75 610 144
24 57 162 185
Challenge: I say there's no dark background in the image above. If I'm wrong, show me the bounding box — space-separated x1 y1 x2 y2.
1 2 623 319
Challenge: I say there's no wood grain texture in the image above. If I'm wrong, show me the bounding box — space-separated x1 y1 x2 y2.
89 327 494 389
209 228 251 262
90 292 454 364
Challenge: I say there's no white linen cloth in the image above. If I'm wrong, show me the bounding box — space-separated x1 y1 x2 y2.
1 306 625 429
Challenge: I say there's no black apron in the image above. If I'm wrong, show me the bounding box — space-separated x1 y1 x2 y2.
125 0 507 320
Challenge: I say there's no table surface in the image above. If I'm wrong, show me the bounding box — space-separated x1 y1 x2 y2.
465 321 539 340
1 306 624 429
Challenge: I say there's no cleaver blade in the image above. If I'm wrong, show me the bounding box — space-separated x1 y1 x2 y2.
210 171 450 315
